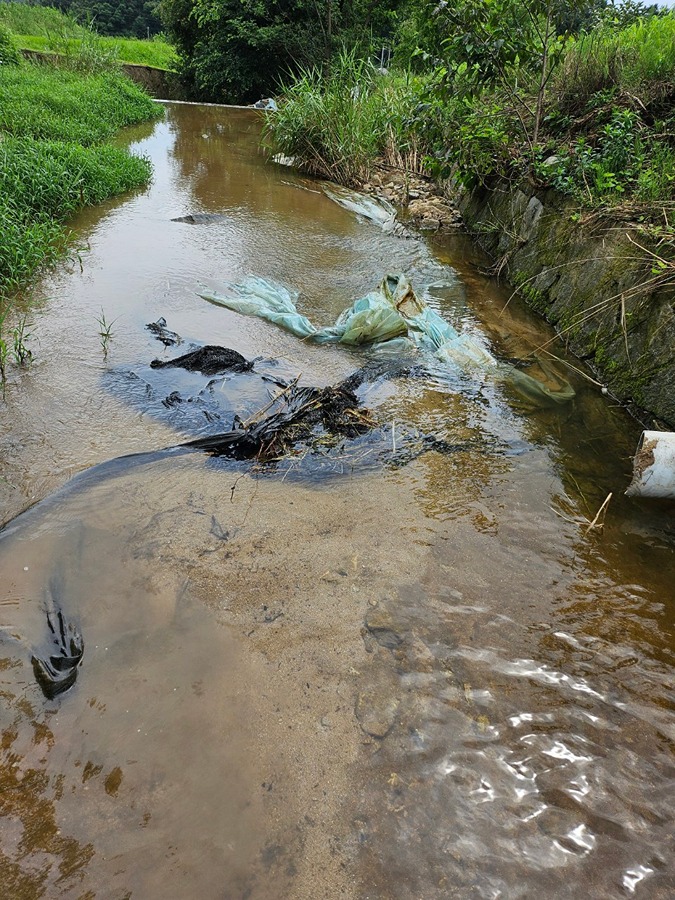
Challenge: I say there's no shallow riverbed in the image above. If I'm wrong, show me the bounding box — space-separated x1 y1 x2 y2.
0 105 673 899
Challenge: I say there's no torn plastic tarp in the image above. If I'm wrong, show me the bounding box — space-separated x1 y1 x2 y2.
201 275 409 345
200 275 574 405
322 184 399 232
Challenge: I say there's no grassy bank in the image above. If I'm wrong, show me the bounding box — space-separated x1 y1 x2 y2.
264 50 432 184
0 3 177 70
266 13 675 217
0 49 162 302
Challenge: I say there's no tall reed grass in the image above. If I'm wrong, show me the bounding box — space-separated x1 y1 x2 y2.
264 49 431 183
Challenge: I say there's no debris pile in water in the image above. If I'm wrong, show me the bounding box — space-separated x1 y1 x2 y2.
200 273 575 406
145 317 182 347
185 378 376 462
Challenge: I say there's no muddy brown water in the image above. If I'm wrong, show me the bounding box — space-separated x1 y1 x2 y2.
0 105 673 899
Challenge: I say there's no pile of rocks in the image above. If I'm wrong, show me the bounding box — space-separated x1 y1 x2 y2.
360 166 462 232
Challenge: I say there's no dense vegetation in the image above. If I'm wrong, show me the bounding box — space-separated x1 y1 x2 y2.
263 1 674 216
0 33 162 302
0 2 176 68
158 0 402 104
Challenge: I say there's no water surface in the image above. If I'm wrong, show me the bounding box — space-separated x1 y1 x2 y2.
0 105 673 899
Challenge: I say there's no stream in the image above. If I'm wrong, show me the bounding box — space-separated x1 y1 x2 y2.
0 104 673 899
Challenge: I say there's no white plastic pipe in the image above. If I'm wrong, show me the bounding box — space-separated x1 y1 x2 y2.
625 430 675 499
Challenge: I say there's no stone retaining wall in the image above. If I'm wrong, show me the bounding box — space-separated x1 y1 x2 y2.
455 179 675 427
20 49 185 100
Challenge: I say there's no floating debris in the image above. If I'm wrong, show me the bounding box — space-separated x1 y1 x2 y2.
30 579 84 700
146 316 182 347
150 345 254 376
201 274 575 405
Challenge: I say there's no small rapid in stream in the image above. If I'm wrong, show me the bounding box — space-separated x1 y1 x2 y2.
0 105 673 899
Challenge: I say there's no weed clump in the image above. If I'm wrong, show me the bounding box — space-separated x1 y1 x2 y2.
264 48 431 183
0 23 21 67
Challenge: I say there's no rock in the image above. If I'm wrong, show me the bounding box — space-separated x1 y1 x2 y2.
519 196 544 242
365 608 404 649
171 213 230 225
355 689 400 738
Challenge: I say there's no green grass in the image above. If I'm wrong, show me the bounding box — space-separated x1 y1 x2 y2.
265 49 431 183
0 65 162 144
554 14 675 107
0 136 153 221
535 14 675 207
15 33 177 70
0 62 162 300
0 22 21 66
0 3 82 37
0 2 177 70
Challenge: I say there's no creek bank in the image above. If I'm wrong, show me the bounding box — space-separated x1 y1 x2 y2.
451 177 675 429
346 160 674 428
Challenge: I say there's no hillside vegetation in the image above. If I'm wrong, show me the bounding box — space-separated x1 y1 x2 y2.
4 0 162 39
262 3 674 219
0 3 176 69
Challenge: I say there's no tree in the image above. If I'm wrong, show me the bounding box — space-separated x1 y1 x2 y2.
420 0 601 148
159 0 403 103
48 0 163 37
